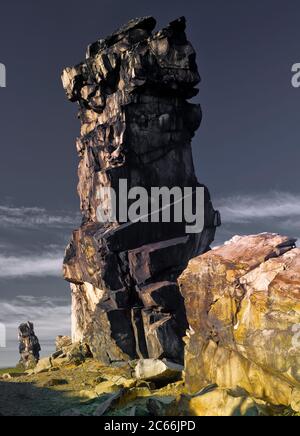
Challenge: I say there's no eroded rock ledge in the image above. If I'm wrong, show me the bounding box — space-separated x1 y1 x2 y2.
179 233 300 411
62 17 220 365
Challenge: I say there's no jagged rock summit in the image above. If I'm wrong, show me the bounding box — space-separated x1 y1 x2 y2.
62 16 220 365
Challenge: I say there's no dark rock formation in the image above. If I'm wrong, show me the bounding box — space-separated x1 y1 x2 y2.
62 16 220 365
18 322 41 369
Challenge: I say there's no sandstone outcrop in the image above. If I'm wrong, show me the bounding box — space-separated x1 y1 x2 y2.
175 386 263 417
62 17 220 365
179 233 300 411
55 336 72 351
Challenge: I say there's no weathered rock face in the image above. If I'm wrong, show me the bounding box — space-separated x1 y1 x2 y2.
18 322 41 369
179 233 300 411
62 16 220 365
175 387 263 417
55 335 72 351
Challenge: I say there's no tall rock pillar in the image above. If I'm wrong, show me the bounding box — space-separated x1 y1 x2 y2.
62 16 220 364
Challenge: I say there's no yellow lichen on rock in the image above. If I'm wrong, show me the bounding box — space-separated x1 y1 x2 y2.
179 234 300 410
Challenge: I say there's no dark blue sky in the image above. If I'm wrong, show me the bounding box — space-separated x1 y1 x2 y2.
0 1 300 365
0 0 299 210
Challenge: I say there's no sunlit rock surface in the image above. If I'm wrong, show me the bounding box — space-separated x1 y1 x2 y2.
179 233 300 410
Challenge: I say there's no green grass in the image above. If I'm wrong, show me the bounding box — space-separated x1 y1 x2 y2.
0 367 22 376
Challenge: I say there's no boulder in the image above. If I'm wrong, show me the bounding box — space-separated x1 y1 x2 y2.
62 16 220 365
56 335 72 351
291 390 300 413
1 373 12 380
1 372 26 380
34 357 52 374
179 388 261 417
52 342 93 367
179 233 300 410
64 342 92 361
103 375 136 389
78 390 98 401
135 359 183 383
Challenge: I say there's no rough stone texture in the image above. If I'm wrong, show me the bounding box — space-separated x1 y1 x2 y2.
34 357 52 375
18 322 41 369
135 359 183 382
51 342 92 367
179 233 300 410
56 335 72 351
62 16 220 365
176 387 262 417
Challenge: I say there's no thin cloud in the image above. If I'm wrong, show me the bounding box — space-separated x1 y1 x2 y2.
0 205 80 229
0 253 63 278
0 205 76 279
0 296 70 340
213 192 300 247
216 192 300 223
